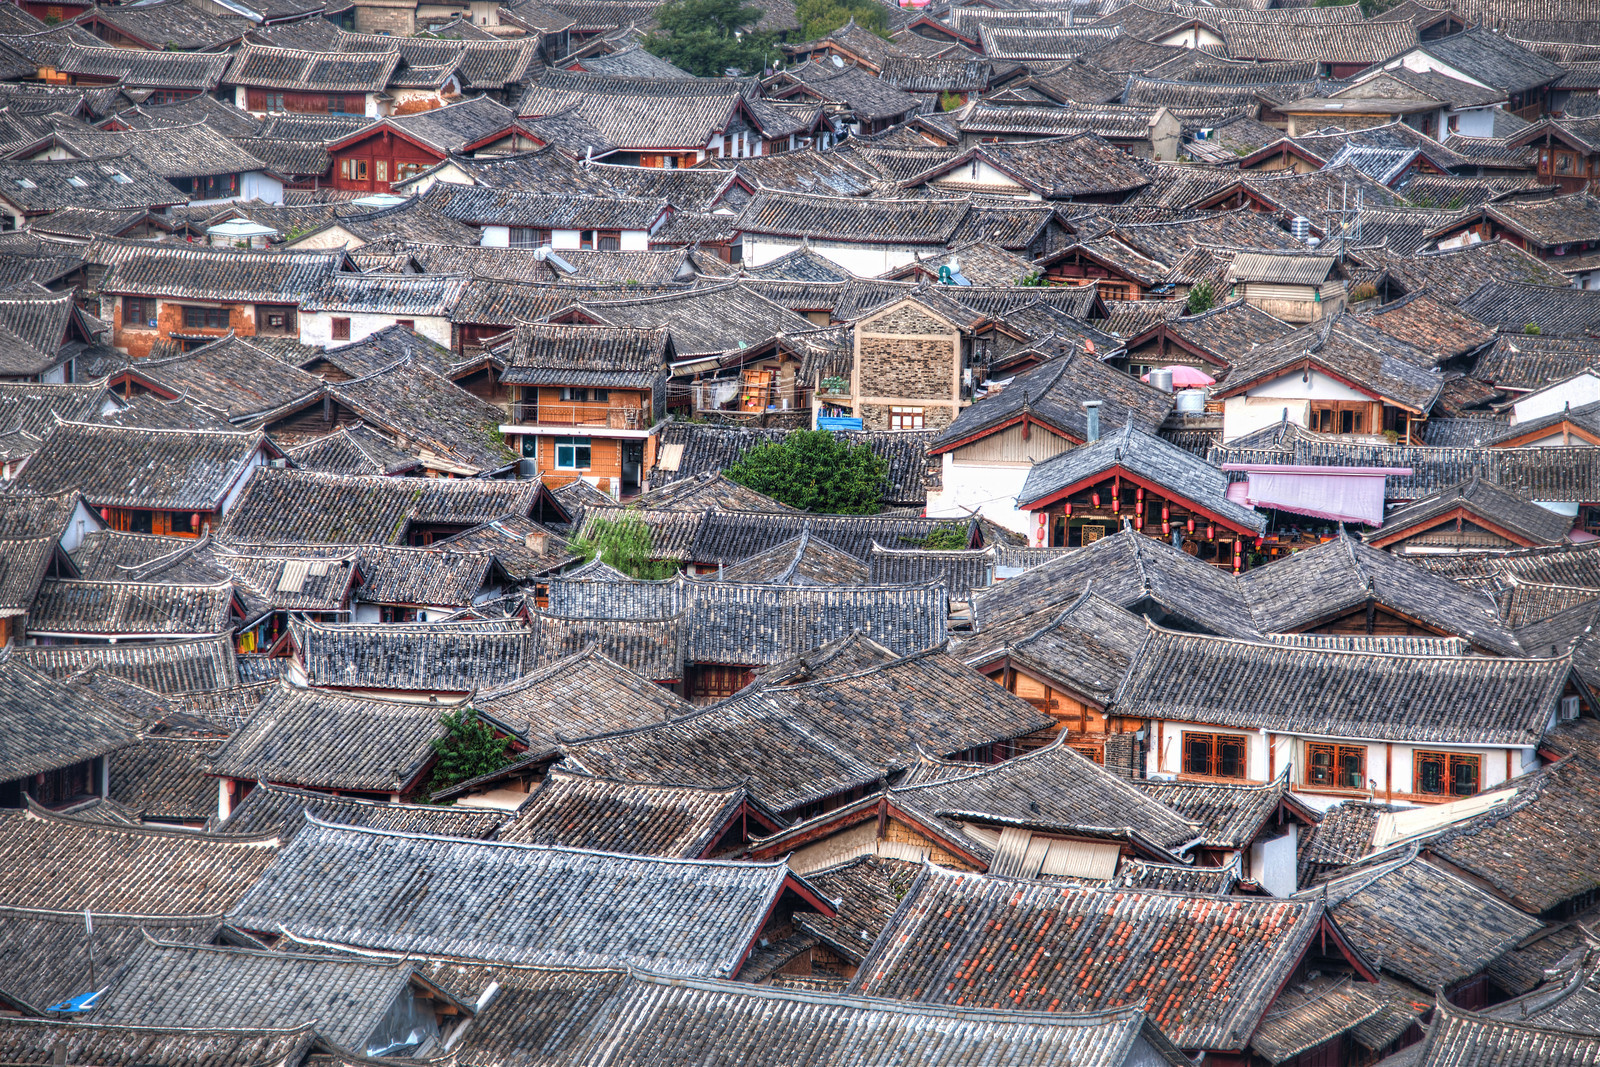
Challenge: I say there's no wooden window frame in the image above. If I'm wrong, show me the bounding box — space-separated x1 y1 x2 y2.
509 227 551 248
1309 399 1373 435
890 405 925 430
1182 730 1249 779
181 305 229 330
1307 742 1366 790
395 318 415 330
331 317 351 341
1415 751 1480 798
123 297 153 327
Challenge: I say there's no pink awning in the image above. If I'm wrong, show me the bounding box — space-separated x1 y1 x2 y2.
1244 470 1387 526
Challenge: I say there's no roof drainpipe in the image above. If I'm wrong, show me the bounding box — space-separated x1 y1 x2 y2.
1083 400 1101 443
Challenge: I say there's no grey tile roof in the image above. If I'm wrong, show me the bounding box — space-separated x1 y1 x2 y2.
54 44 231 90
226 817 822 975
888 736 1199 853
0 653 135 783
98 245 342 304
217 781 508 841
970 527 1263 640
28 578 240 638
1240 532 1522 654
1310 852 1543 990
1410 27 1564 95
1458 281 1600 338
224 43 399 93
0 153 186 214
495 769 764 857
0 804 278 911
92 940 441 1052
1371 476 1574 548
566 646 1054 814
475 646 692 748
717 529 873 585
350 544 492 608
208 681 459 793
0 1015 318 1067
930 348 1172 454
288 617 532 693
1018 421 1265 532
1406 1001 1600 1067
280 425 423 477
106 736 223 822
219 468 543 546
953 588 1146 708
1217 312 1443 414
1113 622 1567 747
1424 752 1600 915
13 634 241 696
1134 776 1298 850
10 422 266 511
515 69 765 150
0 904 219 1016
528 610 686 682
736 191 969 245
849 864 1331 1052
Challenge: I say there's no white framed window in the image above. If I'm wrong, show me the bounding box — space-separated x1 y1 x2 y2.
554 436 591 469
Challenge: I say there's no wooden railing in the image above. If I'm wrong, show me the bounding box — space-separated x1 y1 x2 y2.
509 404 646 429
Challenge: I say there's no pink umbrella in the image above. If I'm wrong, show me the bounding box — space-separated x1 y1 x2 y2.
1142 365 1216 387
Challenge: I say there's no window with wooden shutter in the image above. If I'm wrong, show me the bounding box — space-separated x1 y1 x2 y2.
1415 751 1480 797
1308 743 1365 790
1182 731 1249 779
331 317 351 340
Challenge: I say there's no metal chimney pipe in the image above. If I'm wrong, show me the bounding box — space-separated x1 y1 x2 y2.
1083 400 1101 442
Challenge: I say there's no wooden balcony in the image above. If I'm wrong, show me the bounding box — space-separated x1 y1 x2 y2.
509 403 647 429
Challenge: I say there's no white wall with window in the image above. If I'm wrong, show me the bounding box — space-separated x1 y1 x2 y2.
479 225 648 251
1145 719 1541 811
299 310 451 348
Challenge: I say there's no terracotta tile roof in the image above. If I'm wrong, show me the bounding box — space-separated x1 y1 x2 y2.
850 864 1334 1051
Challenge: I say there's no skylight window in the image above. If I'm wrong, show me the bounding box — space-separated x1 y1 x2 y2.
110 172 131 184
66 176 88 188
13 178 33 189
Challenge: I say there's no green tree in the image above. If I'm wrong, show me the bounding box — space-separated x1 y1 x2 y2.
794 0 888 40
425 708 511 800
725 429 888 514
1185 280 1218 315
569 513 680 579
911 523 970 550
645 0 772 76
1313 0 1401 15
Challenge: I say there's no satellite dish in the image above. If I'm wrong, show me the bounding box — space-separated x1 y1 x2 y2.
831 54 844 67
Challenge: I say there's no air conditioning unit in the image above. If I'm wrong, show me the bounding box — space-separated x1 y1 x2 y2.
1561 695 1581 721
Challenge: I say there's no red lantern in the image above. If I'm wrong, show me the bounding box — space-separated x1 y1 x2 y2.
1092 491 1100 508
1134 513 1143 530
1207 524 1215 540
1064 502 1072 517
100 507 109 521
1135 487 1144 504
1186 517 1195 534
1161 504 1169 523
191 513 201 530
1162 522 1170 534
